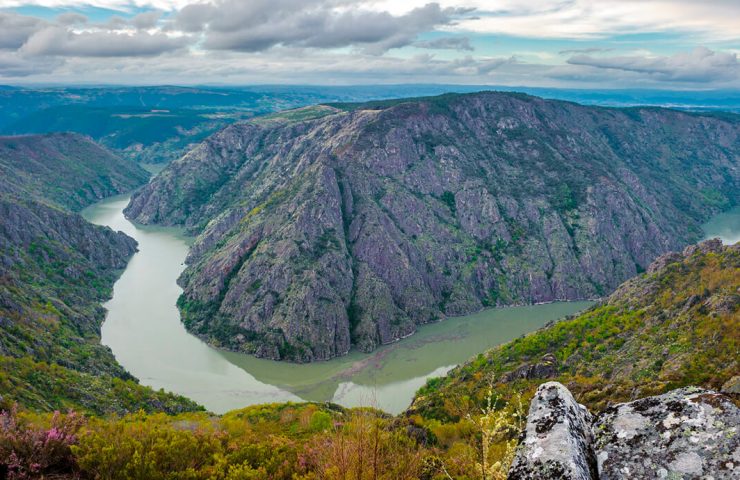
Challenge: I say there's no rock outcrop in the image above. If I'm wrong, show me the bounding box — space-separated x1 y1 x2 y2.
126 91 740 361
510 382 740 479
508 382 597 480
501 353 559 383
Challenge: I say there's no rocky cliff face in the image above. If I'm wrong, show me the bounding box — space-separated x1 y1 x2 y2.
0 196 137 377
126 91 740 361
510 382 739 479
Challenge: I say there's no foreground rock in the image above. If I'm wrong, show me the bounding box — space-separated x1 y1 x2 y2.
594 387 739 479
508 382 597 480
509 382 740 479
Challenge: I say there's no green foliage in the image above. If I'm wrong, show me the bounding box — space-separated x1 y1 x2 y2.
700 188 730 209
0 132 148 212
0 355 201 416
553 183 577 212
413 244 740 421
439 191 456 214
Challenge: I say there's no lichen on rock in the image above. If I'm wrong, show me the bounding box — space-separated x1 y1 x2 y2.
508 382 597 480
594 387 740 480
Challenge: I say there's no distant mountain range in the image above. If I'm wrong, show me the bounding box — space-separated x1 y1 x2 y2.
2 85 739 164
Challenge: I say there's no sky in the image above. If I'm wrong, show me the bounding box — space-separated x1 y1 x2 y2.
0 0 738 88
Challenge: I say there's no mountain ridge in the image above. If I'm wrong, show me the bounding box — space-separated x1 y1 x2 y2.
126 91 739 362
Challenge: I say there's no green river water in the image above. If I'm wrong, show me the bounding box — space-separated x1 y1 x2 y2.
82 197 738 414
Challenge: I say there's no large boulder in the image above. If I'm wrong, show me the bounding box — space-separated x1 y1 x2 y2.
508 382 598 480
593 387 740 480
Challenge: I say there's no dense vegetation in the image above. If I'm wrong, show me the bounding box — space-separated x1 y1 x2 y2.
0 134 198 415
2 240 736 478
0 396 526 479
0 133 149 211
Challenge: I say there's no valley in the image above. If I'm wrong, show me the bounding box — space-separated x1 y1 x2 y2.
83 195 592 414
1 2 738 476
82 190 740 415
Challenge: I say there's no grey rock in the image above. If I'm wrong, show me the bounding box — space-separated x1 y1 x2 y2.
502 353 559 383
594 387 739 480
722 376 740 395
508 382 597 480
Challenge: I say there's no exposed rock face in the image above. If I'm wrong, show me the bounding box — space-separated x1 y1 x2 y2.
126 91 740 361
509 382 597 480
595 387 739 479
509 383 740 480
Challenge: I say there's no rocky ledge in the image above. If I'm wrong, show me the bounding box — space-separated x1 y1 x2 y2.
509 382 739 479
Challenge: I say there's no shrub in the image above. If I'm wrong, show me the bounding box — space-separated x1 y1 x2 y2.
0 406 84 479
303 410 423 480
72 412 225 480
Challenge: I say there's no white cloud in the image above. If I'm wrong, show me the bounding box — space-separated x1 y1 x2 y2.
0 1 737 87
372 0 740 42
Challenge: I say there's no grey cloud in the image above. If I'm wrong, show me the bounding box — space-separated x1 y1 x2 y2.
103 16 130 30
567 47 739 82
0 13 46 50
21 27 190 57
445 55 516 75
56 13 88 26
415 37 473 51
132 11 163 30
558 47 611 55
178 0 467 54
0 51 63 77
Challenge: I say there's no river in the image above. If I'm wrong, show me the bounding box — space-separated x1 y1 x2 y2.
81 198 738 415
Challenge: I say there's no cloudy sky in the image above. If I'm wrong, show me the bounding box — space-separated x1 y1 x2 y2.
0 0 738 88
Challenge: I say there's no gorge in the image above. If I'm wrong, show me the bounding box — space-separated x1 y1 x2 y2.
82 181 738 415
125 92 739 362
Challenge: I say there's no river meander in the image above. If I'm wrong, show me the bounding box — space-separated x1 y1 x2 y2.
82 197 738 414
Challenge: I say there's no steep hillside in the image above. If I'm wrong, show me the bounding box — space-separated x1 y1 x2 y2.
0 133 149 211
126 91 739 362
410 239 739 422
0 134 197 414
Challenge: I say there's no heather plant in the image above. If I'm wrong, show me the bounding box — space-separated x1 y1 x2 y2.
0 406 84 479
